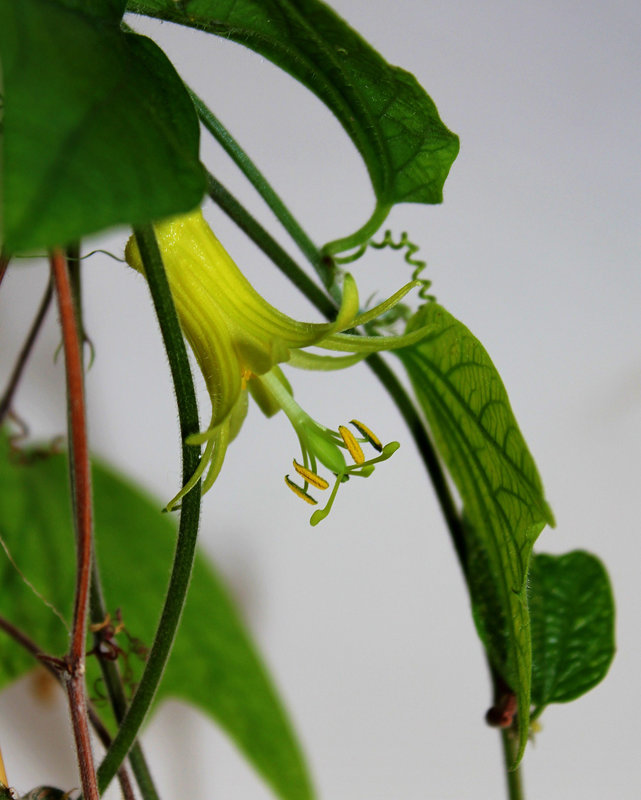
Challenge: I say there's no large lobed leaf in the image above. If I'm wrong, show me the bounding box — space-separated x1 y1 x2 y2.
127 0 460 244
529 550 615 712
0 0 204 253
396 303 554 764
0 433 314 800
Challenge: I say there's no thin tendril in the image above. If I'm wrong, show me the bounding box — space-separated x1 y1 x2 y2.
12 249 126 263
370 231 434 301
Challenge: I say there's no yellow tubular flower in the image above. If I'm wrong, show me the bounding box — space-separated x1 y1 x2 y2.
125 209 431 522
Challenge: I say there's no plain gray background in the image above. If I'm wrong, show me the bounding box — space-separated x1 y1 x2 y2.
0 1 639 797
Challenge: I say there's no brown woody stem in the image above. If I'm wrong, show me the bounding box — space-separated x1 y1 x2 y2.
50 248 99 800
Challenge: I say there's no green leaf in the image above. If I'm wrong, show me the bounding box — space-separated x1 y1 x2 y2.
0 0 205 253
0 434 314 800
395 303 554 764
55 0 127 18
126 0 459 248
529 550 615 712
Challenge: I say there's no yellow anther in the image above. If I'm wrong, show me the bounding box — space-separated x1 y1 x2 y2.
285 475 318 505
293 460 329 490
350 419 383 452
338 424 365 464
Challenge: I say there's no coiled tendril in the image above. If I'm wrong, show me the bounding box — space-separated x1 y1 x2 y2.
369 231 434 302
332 230 433 304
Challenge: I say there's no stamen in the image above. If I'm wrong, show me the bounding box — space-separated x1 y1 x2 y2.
350 419 383 452
293 460 329 490
285 475 318 505
338 425 365 464
241 368 253 390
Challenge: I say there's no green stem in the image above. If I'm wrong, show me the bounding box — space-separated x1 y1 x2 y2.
501 729 524 800
96 224 202 794
321 202 391 258
188 88 329 283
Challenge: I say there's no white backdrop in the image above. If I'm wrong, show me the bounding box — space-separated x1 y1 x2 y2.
0 1 639 798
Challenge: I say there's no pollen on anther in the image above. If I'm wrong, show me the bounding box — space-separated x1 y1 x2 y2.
338 425 365 464
350 419 383 452
293 460 329 490
285 475 318 505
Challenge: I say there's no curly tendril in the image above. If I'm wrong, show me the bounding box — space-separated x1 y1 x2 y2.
369 231 434 302
330 230 434 305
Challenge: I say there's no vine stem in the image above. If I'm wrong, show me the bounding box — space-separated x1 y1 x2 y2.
50 248 99 800
96 224 202 794
502 729 524 800
0 277 53 426
363 354 467 567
